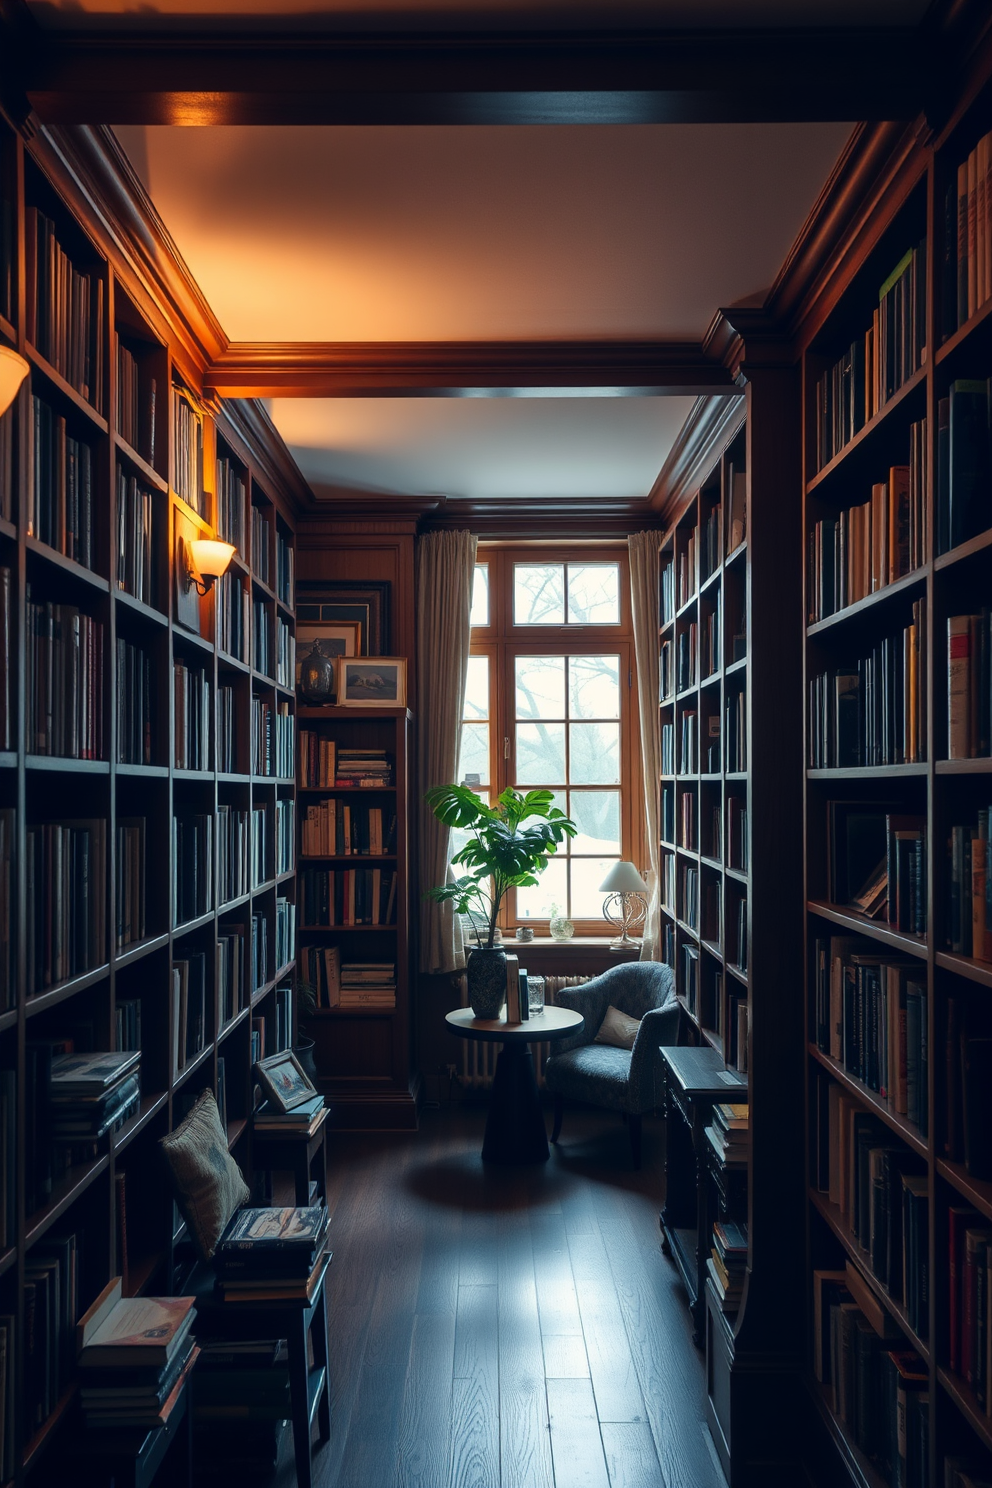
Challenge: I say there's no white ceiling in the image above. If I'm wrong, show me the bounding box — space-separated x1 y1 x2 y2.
112 118 851 500
272 394 700 501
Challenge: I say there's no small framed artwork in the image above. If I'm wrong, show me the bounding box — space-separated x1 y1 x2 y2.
296 581 390 656
295 618 362 703
254 1050 318 1112
336 657 407 708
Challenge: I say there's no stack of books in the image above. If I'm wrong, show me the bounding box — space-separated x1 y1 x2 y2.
254 1095 327 1139
213 1204 331 1302
77 1278 197 1430
49 1051 141 1161
707 1220 747 1314
335 749 393 787
705 1103 748 1165
340 962 396 1010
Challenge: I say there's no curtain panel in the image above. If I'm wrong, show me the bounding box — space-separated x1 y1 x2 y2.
416 529 478 973
628 530 663 961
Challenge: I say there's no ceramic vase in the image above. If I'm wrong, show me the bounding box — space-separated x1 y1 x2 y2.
466 946 507 1019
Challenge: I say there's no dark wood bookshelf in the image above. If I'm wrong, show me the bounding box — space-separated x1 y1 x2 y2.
0 104 302 1486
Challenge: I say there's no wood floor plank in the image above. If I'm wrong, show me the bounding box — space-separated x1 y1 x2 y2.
600 1421 667 1488
529 1209 584 1338
541 1333 591 1378
546 1377 611 1488
397 1312 456 1488
567 1229 648 1425
496 1207 555 1488
451 1284 499 1488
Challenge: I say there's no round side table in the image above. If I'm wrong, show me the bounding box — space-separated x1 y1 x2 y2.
444 1006 584 1165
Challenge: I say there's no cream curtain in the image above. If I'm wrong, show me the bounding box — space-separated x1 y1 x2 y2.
628 530 662 961
416 529 478 973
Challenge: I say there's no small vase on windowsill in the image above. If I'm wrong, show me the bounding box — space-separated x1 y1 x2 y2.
549 906 575 943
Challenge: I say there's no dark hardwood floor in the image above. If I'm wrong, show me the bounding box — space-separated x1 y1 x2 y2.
273 1103 726 1488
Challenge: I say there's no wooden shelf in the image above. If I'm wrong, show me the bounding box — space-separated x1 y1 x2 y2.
937 1368 992 1454
807 763 928 779
25 754 109 774
935 949 992 987
113 431 168 491
806 901 927 958
935 293 992 365
805 364 927 497
25 963 111 1016
935 756 992 774
25 1156 110 1248
807 1044 927 1157
25 341 109 431
936 1157 992 1223
805 565 928 637
934 524 992 572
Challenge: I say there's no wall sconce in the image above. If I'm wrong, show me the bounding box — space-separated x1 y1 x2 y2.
600 861 648 950
183 537 236 596
0 348 29 416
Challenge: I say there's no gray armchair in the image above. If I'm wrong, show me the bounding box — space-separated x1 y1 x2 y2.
544 961 678 1168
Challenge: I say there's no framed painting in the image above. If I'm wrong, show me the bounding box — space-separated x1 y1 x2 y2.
254 1050 318 1112
336 657 407 708
296 580 390 656
295 618 361 702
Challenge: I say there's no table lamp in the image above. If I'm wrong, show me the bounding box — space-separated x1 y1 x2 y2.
600 861 647 950
0 348 29 416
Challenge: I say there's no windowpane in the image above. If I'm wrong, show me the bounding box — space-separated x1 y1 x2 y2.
471 565 489 628
567 564 620 624
514 564 564 625
569 722 620 784
568 654 620 719
464 656 489 720
459 723 490 785
515 655 565 720
516 722 566 784
568 791 621 853
570 857 620 919
516 857 566 921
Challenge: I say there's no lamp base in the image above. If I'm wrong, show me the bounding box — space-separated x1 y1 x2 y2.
609 933 642 952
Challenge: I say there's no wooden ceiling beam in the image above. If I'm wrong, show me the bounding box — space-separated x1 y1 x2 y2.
204 341 738 398
7 25 930 127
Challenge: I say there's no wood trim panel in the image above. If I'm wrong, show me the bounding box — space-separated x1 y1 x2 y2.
205 341 737 398
423 497 663 539
649 393 746 523
11 26 928 128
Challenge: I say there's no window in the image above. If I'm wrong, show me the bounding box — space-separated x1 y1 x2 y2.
457 546 639 935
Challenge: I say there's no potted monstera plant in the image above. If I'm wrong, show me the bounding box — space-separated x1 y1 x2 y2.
425 785 576 1018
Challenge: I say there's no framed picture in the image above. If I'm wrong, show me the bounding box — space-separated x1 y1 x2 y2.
295 618 361 702
336 657 407 707
254 1050 318 1112
296 581 390 655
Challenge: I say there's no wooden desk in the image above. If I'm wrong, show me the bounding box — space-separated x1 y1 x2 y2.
659 1045 746 1343
444 1006 583 1164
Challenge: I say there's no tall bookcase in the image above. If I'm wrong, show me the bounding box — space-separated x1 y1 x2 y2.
0 110 298 1482
296 706 413 1129
801 56 992 1488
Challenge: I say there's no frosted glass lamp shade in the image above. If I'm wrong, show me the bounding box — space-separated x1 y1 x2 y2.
0 348 29 416
599 861 646 893
189 539 236 580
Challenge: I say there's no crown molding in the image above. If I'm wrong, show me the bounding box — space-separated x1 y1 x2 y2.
648 394 745 525
205 340 737 398
422 496 662 539
217 399 315 519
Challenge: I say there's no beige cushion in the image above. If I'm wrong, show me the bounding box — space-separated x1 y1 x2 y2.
160 1088 250 1261
594 1004 641 1051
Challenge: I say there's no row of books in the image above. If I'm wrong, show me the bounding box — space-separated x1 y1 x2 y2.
301 800 398 857
251 803 268 888
251 504 272 587
115 817 145 951
298 733 395 789
813 241 926 471
946 813 992 960
732 894 748 975
949 1208 992 1412
676 859 698 931
78 1280 197 1432
676 624 696 691
945 995 992 1183
116 634 152 766
172 385 204 516
677 534 695 609
217 682 238 773
252 596 271 677
828 801 928 935
174 660 210 771
949 611 992 759
25 1230 80 1437
701 604 719 678
812 937 928 1131
0 811 12 1007
807 605 927 769
27 818 107 993
276 527 294 606
276 616 294 689
936 379 992 554
172 954 208 1074
725 688 746 773
299 866 398 927
115 465 157 607
806 441 926 624
706 1102 747 1166
946 131 992 334
252 697 294 778
25 593 105 759
30 395 95 569
216 452 247 554
678 711 696 774
660 783 674 844
276 798 294 876
213 1202 329 1302
275 895 295 972
661 851 675 913
660 560 675 627
217 804 250 905
812 1268 928 1487
815 1091 929 1338
49 1049 141 1159
727 797 748 872
678 789 694 853
217 925 246 1027
681 942 698 1018
659 638 673 702
701 501 721 582
26 207 104 411
251 912 268 994
115 340 156 464
217 569 248 662
271 980 294 1054
300 945 397 1009
115 995 141 1052
173 812 213 926
706 1217 746 1316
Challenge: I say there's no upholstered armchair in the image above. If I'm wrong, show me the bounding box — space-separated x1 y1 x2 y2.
544 961 678 1168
